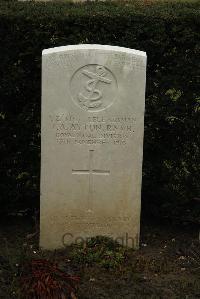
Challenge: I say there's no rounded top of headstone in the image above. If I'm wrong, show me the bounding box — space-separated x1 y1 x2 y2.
42 44 146 57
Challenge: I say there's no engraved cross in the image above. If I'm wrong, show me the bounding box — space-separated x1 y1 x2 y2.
72 150 110 211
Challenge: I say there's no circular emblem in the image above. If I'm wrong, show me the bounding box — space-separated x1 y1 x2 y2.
70 64 117 112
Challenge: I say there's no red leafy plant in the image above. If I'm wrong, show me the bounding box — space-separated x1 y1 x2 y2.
20 259 79 299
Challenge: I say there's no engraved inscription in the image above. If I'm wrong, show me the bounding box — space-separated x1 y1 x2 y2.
45 52 145 72
70 64 117 112
72 150 110 211
50 113 136 146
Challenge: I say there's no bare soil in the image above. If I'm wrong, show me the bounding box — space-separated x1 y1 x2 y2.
0 217 199 299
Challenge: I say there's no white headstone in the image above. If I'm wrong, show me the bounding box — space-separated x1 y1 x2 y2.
40 44 146 249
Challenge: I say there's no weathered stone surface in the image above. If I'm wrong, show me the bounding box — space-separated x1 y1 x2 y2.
40 44 146 249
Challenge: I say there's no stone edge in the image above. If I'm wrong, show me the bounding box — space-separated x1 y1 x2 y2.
42 44 146 57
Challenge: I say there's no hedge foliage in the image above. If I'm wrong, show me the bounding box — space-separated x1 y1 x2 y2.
0 1 199 222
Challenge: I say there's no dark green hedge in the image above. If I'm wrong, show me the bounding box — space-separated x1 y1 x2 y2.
0 1 199 222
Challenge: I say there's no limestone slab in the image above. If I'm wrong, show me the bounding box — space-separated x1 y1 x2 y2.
40 44 147 249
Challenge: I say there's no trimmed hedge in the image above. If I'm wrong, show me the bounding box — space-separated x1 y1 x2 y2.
0 1 199 222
